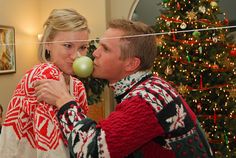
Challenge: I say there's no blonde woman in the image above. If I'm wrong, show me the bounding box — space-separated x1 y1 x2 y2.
0 9 89 158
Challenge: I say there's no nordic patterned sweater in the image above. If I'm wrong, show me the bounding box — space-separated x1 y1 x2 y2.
57 71 214 158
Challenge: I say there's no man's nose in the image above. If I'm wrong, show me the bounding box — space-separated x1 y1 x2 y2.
92 47 100 58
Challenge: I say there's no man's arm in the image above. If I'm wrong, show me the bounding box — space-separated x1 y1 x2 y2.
34 76 164 158
34 73 74 108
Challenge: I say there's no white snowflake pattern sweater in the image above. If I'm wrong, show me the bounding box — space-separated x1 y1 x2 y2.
56 71 213 158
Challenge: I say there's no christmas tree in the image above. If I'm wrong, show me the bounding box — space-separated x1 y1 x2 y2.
153 0 236 157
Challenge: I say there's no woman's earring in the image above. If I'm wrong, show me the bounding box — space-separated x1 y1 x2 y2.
45 49 51 60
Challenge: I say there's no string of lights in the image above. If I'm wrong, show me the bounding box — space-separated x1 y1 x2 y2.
1 25 236 46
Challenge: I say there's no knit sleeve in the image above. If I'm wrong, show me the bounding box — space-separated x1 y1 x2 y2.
70 76 88 114
57 96 164 158
57 101 99 157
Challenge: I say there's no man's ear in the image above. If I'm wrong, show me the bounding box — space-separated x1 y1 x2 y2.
125 57 141 72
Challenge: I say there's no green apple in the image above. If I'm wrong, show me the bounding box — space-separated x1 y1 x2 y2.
73 56 93 78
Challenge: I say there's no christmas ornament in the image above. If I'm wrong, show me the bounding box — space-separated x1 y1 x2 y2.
177 2 180 10
164 66 173 75
180 22 187 29
212 37 218 43
224 130 229 145
230 49 236 56
186 50 191 62
166 21 171 26
156 36 163 46
172 49 179 59
192 31 201 39
199 6 206 13
177 84 189 95
211 64 219 71
224 18 229 25
229 88 236 98
210 1 218 8
198 47 203 54
186 55 191 63
197 103 202 113
186 11 197 21
219 33 226 41
73 56 94 78
213 110 217 124
200 75 203 89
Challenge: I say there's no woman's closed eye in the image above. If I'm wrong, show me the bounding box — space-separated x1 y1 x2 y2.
63 43 72 49
78 45 88 52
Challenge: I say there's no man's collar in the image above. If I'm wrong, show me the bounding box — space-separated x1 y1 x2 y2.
109 71 152 97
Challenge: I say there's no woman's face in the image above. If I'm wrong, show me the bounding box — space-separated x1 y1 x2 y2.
46 30 89 75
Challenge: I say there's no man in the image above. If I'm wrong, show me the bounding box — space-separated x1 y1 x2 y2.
34 19 213 158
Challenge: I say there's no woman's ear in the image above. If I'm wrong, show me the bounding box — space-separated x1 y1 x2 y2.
45 43 50 51
125 57 141 72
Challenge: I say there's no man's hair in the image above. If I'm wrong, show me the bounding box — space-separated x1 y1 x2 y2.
108 19 157 71
38 8 90 62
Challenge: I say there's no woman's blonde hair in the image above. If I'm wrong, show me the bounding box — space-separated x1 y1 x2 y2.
38 8 89 62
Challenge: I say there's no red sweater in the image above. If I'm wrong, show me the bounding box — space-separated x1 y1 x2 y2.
0 63 88 158
57 71 213 158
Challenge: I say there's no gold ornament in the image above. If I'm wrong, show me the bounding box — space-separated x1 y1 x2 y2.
164 66 173 75
156 36 163 46
199 6 206 13
186 11 197 21
210 1 218 9
218 33 225 41
229 88 236 98
177 84 189 95
171 49 179 59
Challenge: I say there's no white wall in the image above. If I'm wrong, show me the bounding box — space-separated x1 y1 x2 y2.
38 0 107 39
109 0 136 20
0 0 40 114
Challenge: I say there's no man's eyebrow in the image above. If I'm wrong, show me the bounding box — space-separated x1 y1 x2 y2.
100 42 109 49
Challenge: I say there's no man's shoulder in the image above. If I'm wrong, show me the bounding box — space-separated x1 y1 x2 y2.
127 76 180 105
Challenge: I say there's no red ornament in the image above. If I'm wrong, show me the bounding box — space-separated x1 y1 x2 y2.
200 75 203 89
177 2 180 10
230 49 236 56
211 64 219 70
197 103 202 113
224 18 229 25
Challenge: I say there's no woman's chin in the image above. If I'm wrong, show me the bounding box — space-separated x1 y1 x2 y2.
62 70 73 76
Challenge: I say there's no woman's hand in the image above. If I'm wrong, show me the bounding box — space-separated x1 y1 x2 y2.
34 73 74 109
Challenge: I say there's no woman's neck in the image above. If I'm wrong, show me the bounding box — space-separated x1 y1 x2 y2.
63 74 70 85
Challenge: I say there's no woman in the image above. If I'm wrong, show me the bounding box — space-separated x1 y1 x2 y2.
0 9 89 158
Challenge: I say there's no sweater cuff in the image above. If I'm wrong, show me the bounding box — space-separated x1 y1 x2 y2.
57 100 77 118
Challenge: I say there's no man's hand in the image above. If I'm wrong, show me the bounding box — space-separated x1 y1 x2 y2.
34 73 74 109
